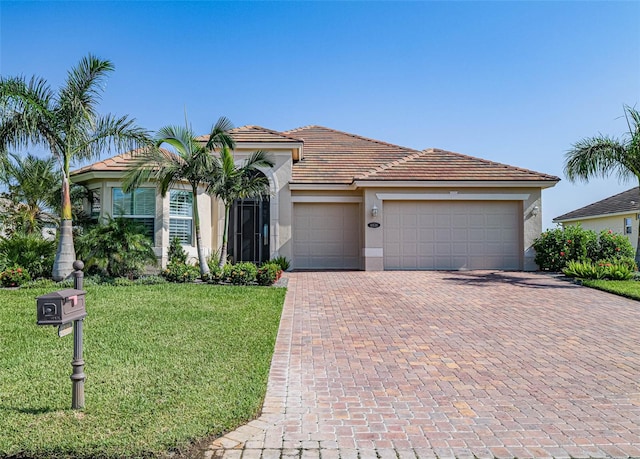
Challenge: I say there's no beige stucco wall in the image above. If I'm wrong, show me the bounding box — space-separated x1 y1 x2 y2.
561 214 636 250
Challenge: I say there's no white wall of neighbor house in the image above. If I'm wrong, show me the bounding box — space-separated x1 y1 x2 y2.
561 214 638 250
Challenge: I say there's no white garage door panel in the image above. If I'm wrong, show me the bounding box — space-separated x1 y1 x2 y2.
293 203 361 269
384 201 521 270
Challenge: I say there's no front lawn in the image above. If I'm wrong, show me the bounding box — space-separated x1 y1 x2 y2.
581 279 640 301
0 283 285 458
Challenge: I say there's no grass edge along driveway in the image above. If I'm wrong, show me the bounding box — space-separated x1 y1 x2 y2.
0 283 286 458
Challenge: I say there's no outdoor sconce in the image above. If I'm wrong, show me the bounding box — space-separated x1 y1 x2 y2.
371 205 379 217
531 205 540 217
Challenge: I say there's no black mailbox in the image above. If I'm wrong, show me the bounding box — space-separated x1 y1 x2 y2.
36 289 87 325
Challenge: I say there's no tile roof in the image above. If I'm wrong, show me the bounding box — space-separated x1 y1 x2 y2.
196 125 302 144
71 124 559 186
72 149 141 174
285 125 559 184
358 148 560 182
554 187 640 221
284 125 426 184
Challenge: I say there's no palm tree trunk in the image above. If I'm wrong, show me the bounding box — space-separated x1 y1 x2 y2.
219 203 231 268
192 186 210 279
53 175 76 280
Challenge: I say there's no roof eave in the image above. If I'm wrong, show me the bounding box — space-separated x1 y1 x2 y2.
353 179 560 189
554 210 638 223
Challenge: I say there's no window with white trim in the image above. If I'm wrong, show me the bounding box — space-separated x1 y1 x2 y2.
112 188 155 239
625 217 633 235
170 190 193 245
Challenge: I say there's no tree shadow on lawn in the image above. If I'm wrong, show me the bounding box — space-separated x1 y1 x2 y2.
441 270 578 289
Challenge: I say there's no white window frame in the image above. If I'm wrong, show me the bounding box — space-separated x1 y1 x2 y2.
112 187 156 238
625 217 633 235
169 190 194 245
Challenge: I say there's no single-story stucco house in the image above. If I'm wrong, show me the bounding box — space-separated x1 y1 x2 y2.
553 187 639 249
71 125 559 271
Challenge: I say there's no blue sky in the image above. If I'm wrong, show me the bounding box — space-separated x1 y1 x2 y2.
1 1 639 229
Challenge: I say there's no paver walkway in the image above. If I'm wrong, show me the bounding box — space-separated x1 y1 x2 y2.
202 271 640 459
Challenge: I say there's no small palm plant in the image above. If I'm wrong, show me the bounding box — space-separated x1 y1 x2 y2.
207 147 274 267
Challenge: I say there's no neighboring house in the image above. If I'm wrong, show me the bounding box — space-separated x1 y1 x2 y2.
71 125 559 271
553 187 639 249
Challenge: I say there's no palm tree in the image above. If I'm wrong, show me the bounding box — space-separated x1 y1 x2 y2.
0 54 151 280
123 117 235 279
564 105 640 262
207 146 274 267
0 152 59 235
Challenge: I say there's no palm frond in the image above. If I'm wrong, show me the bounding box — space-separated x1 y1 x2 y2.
564 136 630 183
205 116 236 151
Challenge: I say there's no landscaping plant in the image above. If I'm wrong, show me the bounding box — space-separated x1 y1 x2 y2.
257 262 282 286
0 232 56 279
75 216 157 279
533 225 635 272
0 266 31 287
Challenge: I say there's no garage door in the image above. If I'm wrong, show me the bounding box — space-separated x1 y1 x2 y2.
293 203 361 269
384 201 521 270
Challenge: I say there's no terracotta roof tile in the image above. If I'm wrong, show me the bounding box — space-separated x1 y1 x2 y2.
554 187 640 221
71 124 559 186
196 125 302 143
358 148 560 182
285 126 422 184
285 126 558 184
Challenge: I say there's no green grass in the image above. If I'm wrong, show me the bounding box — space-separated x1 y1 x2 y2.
0 283 286 458
581 279 640 301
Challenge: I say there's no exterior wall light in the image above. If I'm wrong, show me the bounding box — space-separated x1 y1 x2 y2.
531 205 540 217
371 205 379 217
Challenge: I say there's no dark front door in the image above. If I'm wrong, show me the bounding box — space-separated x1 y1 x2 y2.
229 198 270 264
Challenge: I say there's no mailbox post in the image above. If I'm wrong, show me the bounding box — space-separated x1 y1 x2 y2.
35 260 87 409
71 260 85 409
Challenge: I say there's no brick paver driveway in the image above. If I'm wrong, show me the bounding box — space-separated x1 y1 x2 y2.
205 272 640 459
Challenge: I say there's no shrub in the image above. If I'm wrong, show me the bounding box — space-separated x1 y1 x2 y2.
563 259 634 280
257 263 281 286
270 256 290 272
207 265 225 284
161 262 200 283
0 232 55 279
227 262 258 285
534 225 636 272
533 225 595 271
206 249 223 273
168 237 188 265
75 216 157 279
0 266 31 288
592 229 635 261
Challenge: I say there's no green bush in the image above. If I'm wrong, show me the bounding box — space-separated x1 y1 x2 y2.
563 259 634 280
534 225 636 272
0 232 55 279
75 217 157 279
0 266 31 288
257 263 281 286
269 256 290 271
592 229 635 261
168 236 188 265
227 262 258 285
161 262 200 283
112 277 135 287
